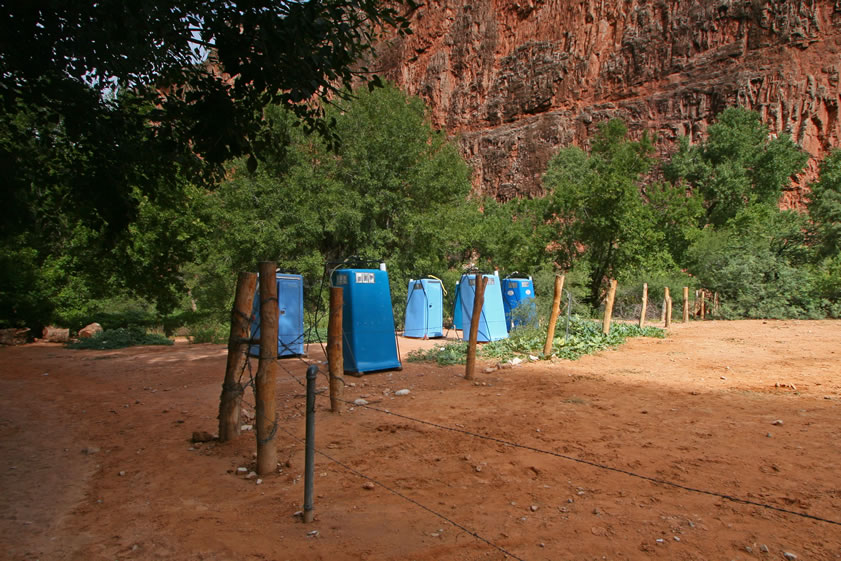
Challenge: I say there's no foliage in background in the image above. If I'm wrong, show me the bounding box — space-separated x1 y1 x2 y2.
191 84 477 326
542 120 676 308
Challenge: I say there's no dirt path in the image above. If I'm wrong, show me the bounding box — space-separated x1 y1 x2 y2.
1 320 840 561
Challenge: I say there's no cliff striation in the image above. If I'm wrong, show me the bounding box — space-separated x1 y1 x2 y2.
377 0 841 206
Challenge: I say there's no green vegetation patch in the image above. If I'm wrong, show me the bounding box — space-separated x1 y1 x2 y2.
67 328 173 350
407 318 664 366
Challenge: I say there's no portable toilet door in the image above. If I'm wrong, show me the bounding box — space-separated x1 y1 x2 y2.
332 268 402 374
452 281 463 331
249 273 305 358
403 278 444 338
458 273 509 342
502 275 536 330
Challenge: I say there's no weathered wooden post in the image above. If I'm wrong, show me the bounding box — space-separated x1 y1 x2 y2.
219 271 258 442
602 279 618 335
664 287 672 328
543 274 565 356
303 364 318 523
683 286 690 323
255 262 279 475
465 275 487 381
328 286 344 413
700 290 706 319
639 283 648 328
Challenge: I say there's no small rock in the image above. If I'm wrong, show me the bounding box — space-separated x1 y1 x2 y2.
236 467 248 474
191 431 215 443
394 389 410 396
483 367 497 373
528 355 539 361
240 424 253 431
766 432 772 438
760 544 769 553
363 481 375 490
720 376 726 380
245 471 257 479
256 479 262 485
307 530 319 537
118 471 126 477
772 420 784 426
745 546 753 553
510 357 523 365
673 536 680 542
353 399 369 406
474 465 483 472
82 447 100 455
530 505 539 512
655 538 665 544
783 553 797 561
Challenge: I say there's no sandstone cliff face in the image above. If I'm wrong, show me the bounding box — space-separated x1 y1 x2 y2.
377 0 841 206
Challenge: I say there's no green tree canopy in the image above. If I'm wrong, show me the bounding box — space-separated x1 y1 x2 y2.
542 120 672 307
664 107 808 226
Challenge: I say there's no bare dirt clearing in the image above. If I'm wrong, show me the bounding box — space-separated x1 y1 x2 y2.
1 320 840 561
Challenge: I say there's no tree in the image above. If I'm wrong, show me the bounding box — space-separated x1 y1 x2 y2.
0 0 414 326
192 84 476 318
807 149 841 258
664 107 808 226
542 120 671 308
685 205 817 318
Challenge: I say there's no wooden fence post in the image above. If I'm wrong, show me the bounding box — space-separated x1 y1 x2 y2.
683 286 689 323
664 287 671 328
218 271 258 442
543 274 565 356
328 286 344 413
639 283 648 328
602 279 618 335
465 275 487 381
700 290 706 319
256 262 279 475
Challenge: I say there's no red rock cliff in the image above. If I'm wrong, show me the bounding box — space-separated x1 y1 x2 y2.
377 0 841 206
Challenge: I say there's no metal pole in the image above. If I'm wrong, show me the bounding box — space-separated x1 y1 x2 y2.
303 364 318 523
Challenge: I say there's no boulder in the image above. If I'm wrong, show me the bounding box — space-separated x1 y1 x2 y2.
78 322 103 338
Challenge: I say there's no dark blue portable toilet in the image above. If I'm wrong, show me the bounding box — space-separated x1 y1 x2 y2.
458 272 508 342
502 275 536 330
332 267 402 374
452 281 463 331
249 272 305 358
404 278 444 338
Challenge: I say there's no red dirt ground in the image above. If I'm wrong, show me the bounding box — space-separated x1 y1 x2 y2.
1 319 840 561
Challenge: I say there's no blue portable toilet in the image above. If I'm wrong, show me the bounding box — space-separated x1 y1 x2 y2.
404 278 444 338
458 272 509 342
452 281 463 331
249 272 305 358
502 275 536 330
332 267 402 374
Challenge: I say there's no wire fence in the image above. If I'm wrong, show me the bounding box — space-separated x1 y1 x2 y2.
228 280 839 561
228 350 841 561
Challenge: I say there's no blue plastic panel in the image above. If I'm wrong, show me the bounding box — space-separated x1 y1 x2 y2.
452 281 463 330
404 279 444 338
332 268 402 373
249 273 305 358
502 277 536 330
458 273 509 342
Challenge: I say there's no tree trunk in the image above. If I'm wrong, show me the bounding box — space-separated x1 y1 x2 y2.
218 271 258 442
